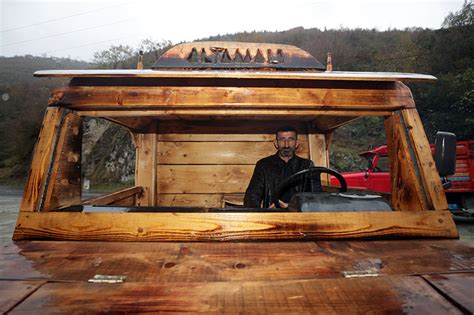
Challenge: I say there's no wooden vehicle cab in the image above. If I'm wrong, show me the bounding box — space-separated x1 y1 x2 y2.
4 42 473 313
13 41 458 241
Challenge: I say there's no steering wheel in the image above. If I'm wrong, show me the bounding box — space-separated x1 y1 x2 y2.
274 167 347 208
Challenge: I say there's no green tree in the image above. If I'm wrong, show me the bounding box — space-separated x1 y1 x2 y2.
442 0 473 28
93 44 135 69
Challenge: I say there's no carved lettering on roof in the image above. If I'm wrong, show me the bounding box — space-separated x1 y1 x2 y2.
186 47 285 65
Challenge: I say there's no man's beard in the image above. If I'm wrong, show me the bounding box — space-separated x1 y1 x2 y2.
279 148 294 157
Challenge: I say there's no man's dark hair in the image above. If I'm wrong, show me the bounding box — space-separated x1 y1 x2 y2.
276 126 298 139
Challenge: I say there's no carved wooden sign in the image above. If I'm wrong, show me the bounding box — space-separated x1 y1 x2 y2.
152 41 326 70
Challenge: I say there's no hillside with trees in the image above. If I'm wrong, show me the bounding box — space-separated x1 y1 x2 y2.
0 1 472 183
0 56 90 181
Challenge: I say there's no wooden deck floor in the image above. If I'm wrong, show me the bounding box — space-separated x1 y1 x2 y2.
0 239 473 313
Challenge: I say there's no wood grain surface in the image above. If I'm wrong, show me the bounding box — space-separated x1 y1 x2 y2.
42 112 82 211
401 108 449 210
0 280 45 314
422 273 474 314
19 107 64 212
33 69 437 82
385 113 427 211
1 240 472 283
50 85 414 111
6 276 464 314
157 141 309 165
13 210 458 241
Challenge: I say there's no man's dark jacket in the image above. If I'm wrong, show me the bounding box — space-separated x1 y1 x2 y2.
244 153 313 208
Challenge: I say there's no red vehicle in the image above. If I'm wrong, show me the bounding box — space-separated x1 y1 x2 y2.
331 141 474 210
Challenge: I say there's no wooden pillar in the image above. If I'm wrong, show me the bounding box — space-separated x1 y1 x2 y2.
385 110 448 211
308 123 331 185
401 109 448 210
19 107 65 212
42 112 82 211
135 122 157 206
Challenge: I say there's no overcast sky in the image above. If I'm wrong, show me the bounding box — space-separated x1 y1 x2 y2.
0 0 466 61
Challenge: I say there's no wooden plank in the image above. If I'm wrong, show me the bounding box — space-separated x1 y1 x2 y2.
158 165 254 193
308 131 328 167
42 113 82 211
157 120 309 142
51 86 415 110
33 69 437 82
135 126 157 206
0 280 45 314
19 107 65 212
13 210 458 241
313 115 360 133
422 273 474 313
308 127 330 185
76 109 393 119
385 113 427 211
8 276 461 314
106 116 155 132
157 141 309 165
157 193 224 207
157 193 244 207
1 240 472 283
84 186 143 206
401 108 449 210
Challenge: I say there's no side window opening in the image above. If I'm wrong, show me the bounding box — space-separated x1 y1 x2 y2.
330 117 386 173
81 118 135 200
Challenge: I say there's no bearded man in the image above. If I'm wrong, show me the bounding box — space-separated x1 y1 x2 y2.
244 126 314 208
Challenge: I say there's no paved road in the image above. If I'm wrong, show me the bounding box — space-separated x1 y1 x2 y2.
1 185 473 243
0 186 22 244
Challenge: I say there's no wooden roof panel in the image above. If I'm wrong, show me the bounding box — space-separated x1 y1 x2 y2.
34 69 437 82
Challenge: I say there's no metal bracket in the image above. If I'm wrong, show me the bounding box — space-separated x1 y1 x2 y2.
88 275 127 283
341 270 380 278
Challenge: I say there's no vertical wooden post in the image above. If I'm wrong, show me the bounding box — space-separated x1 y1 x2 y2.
19 107 65 212
137 50 144 70
308 123 330 185
385 112 426 211
42 112 82 211
401 109 448 210
135 122 157 206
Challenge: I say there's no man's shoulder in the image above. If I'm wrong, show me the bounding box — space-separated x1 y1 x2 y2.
256 154 278 166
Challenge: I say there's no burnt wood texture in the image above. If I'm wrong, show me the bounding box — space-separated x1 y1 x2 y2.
15 41 455 242
1 240 473 313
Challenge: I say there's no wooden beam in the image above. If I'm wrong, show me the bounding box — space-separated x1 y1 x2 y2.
83 186 143 206
20 107 65 212
105 117 155 133
312 115 360 133
13 210 458 241
42 113 82 211
50 85 415 111
75 110 392 120
308 124 330 185
401 109 448 210
384 113 427 211
135 122 158 206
